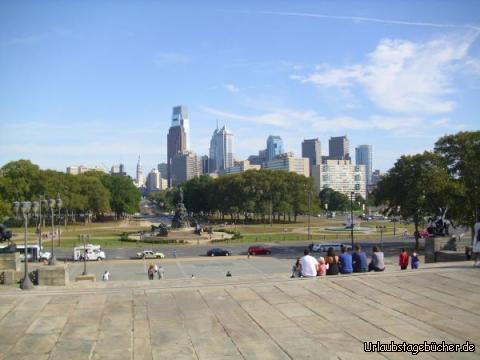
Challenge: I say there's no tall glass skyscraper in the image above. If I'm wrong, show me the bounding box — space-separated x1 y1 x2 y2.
167 106 188 187
171 105 190 150
209 124 234 172
355 145 373 185
302 138 321 176
266 135 284 161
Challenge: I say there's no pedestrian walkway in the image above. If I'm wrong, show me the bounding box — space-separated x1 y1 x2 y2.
0 263 479 359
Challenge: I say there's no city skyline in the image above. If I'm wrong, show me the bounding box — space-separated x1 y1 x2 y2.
1 1 479 176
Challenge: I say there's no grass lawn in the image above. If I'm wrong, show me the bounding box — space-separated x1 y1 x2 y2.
7 217 417 248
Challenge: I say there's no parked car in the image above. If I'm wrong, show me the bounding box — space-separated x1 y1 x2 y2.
136 250 165 259
309 243 352 253
418 229 430 238
247 246 271 255
206 248 231 256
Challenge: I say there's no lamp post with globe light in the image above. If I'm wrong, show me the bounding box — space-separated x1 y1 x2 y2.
48 195 62 265
13 200 38 290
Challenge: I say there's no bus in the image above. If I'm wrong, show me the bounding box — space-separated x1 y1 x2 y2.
14 244 51 262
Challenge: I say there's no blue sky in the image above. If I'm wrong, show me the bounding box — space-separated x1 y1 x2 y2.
1 0 479 177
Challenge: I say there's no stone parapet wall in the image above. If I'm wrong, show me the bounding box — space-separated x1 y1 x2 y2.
0 252 21 271
38 265 69 286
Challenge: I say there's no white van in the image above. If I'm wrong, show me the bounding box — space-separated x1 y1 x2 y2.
74 244 106 261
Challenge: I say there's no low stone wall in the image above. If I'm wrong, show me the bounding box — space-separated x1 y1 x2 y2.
0 252 21 272
0 270 22 285
38 265 69 286
425 237 470 263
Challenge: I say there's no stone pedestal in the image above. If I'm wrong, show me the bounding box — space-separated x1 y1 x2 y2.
38 265 69 286
0 252 21 272
75 274 96 282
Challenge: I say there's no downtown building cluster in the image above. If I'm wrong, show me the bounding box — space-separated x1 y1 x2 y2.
66 106 382 198
162 106 380 199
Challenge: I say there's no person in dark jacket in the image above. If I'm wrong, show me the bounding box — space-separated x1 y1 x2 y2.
352 244 368 272
325 247 339 275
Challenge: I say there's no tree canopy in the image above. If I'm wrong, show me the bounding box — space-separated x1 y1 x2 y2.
177 170 318 223
0 160 141 221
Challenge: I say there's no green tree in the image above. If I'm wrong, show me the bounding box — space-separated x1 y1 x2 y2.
319 188 350 212
101 175 141 217
434 131 480 240
373 152 451 248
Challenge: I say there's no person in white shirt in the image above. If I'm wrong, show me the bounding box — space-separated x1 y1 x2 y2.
102 270 110 281
300 249 319 277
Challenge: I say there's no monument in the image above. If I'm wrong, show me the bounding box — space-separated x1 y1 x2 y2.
171 188 189 228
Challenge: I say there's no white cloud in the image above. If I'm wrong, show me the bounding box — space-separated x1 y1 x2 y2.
292 32 479 114
201 106 424 132
224 83 240 93
153 52 189 65
259 11 480 31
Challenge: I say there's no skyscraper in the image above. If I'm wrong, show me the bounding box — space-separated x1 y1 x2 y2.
355 145 373 186
171 105 190 150
329 136 350 160
209 124 234 172
171 151 201 186
302 138 321 176
167 107 188 187
266 135 284 161
136 156 144 186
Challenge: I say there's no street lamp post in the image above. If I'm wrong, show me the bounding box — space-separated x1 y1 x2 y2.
376 225 386 248
350 192 354 249
307 187 311 242
56 194 62 247
48 199 57 265
13 201 37 290
80 234 90 275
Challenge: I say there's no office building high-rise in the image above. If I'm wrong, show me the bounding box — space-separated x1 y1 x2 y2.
266 135 284 161
167 106 188 186
200 155 209 175
157 163 168 179
171 105 190 150
329 136 350 160
171 151 201 186
136 156 144 186
209 124 234 172
302 138 321 176
111 163 127 176
355 145 373 186
312 160 366 199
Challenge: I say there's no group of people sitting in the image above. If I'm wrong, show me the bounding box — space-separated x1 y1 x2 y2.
291 244 418 278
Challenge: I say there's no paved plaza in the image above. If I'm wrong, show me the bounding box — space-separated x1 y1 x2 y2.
0 261 479 359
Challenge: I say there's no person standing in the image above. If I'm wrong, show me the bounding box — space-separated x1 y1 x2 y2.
299 249 319 278
352 244 368 273
338 245 353 274
368 246 385 272
399 248 409 270
473 219 480 267
147 263 155 280
157 264 164 279
411 249 420 269
102 270 110 281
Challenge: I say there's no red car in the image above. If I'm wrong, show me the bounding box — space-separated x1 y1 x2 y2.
419 229 430 238
247 246 271 255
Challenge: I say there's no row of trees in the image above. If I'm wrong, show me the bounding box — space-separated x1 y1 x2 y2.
374 131 480 247
150 170 319 223
0 160 141 220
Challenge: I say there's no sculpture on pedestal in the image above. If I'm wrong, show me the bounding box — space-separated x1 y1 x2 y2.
0 224 16 253
171 188 189 229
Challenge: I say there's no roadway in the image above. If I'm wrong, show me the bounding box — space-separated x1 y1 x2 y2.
53 235 421 261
